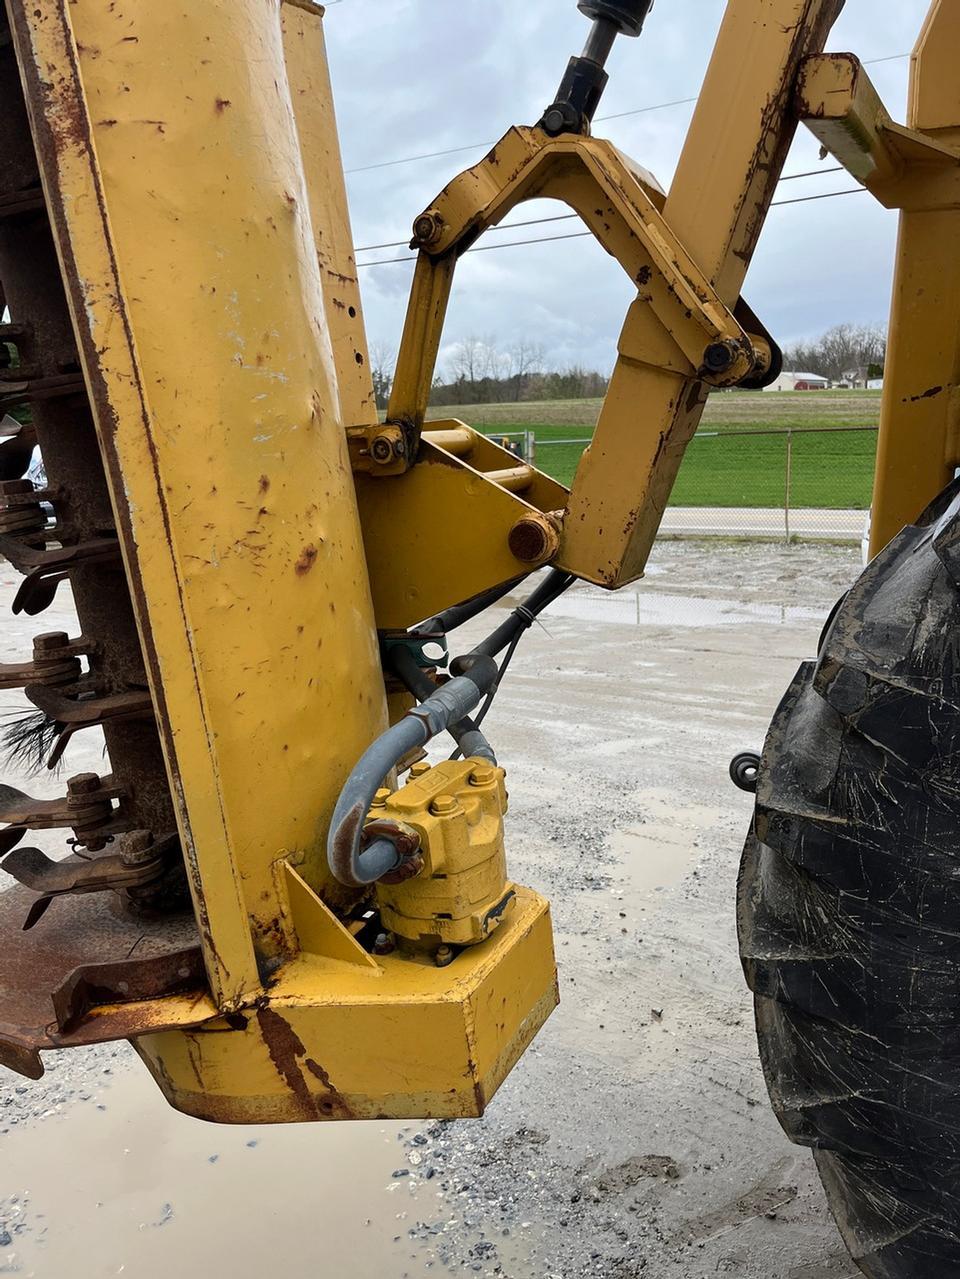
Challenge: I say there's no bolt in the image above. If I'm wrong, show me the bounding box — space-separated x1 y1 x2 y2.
702 340 739 375
119 830 157 868
435 945 455 968
409 762 432 778
430 794 459 817
412 209 444 247
392 437 407 459
371 433 394 464
373 932 396 956
543 107 568 135
371 787 392 809
67 772 100 797
33 631 69 655
469 765 497 787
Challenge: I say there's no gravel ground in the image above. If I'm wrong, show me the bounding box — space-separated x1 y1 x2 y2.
0 540 865 1279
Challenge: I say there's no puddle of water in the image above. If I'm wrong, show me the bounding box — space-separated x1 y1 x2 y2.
610 794 724 896
545 587 824 630
0 1065 457 1279
611 822 698 894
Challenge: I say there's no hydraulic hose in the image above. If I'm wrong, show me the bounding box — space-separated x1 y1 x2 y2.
327 658 498 888
413 576 527 639
455 569 575 663
388 646 496 766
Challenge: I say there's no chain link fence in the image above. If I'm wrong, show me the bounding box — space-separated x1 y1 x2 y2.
488 425 878 544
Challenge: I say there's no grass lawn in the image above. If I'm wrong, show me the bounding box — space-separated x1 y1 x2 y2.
427 391 880 508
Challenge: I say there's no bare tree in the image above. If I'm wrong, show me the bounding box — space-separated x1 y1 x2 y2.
448 336 485 388
783 323 886 385
446 336 504 401
369 341 395 411
504 339 545 401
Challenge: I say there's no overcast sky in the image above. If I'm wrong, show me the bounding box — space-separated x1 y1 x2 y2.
324 1 930 376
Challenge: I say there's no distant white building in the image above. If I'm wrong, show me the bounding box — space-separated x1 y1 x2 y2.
764 370 830 392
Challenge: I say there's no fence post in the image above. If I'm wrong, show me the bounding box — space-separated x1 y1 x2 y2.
784 429 793 544
525 429 536 465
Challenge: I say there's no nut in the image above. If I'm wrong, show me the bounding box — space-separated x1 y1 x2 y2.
412 209 444 247
119 830 158 868
371 787 392 809
371 433 395 464
434 944 455 968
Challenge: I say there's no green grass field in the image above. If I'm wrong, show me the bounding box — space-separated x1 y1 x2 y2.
427 391 881 508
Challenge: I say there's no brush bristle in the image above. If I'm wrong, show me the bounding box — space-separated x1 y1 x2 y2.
1 708 61 774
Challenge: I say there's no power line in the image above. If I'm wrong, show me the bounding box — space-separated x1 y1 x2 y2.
772 186 866 208
356 186 868 268
344 54 909 176
353 166 847 255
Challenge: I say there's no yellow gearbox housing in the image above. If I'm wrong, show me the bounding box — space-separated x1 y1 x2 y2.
374 760 515 950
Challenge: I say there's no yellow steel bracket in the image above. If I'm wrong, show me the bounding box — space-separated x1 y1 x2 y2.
387 127 763 435
368 0 842 596
795 5 960 555
798 53 960 211
357 127 774 622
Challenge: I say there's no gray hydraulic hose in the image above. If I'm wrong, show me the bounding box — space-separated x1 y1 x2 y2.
388 645 496 766
328 660 498 888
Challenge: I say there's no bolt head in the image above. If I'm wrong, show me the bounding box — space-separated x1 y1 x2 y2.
413 210 444 246
469 766 497 787
371 434 394 464
33 632 69 654
371 787 392 808
434 944 455 968
543 107 568 135
67 772 100 796
703 341 738 374
409 762 432 778
120 830 157 867
430 794 459 817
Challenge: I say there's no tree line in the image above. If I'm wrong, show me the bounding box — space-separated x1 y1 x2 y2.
781 323 886 385
368 322 888 410
370 336 609 409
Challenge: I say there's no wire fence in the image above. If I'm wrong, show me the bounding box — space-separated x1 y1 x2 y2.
486 425 879 544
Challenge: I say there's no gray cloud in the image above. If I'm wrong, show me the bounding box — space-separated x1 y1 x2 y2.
325 1 929 375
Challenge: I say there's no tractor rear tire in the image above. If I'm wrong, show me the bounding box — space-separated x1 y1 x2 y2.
738 479 960 1278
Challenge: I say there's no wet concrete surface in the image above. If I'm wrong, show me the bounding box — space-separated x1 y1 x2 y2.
0 540 864 1278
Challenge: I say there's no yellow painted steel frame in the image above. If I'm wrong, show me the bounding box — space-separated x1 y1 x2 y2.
797 1 960 555
4 0 556 1122
0 0 848 1124
387 0 843 591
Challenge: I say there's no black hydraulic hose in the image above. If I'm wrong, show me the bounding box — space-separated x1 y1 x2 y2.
328 658 498 888
389 646 496 765
412 576 527 638
454 569 575 665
